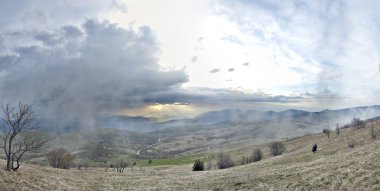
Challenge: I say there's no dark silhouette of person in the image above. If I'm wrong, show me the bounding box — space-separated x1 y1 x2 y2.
312 144 317 154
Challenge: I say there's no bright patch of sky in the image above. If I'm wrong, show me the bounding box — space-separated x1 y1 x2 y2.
111 0 380 110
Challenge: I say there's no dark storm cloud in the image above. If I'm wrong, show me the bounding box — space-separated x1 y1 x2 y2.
0 55 16 70
0 20 188 129
62 26 84 38
34 32 62 46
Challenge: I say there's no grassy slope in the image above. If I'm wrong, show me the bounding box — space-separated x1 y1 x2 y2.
0 124 379 190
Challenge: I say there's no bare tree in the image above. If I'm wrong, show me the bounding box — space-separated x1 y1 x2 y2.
335 123 340 136
0 103 50 171
251 148 263 162
217 152 235 169
47 148 74 169
240 156 245 165
240 155 250 165
370 122 377 140
323 128 330 138
115 159 128 173
351 117 365 129
269 142 285 156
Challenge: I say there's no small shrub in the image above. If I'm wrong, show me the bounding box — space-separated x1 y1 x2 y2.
192 159 204 171
217 152 235 169
270 142 285 156
251 148 263 162
348 140 356 148
148 159 152 164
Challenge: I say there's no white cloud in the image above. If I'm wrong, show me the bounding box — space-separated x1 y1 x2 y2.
215 0 380 108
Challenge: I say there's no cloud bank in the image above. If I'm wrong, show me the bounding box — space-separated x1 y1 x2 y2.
0 20 187 129
2 0 379 129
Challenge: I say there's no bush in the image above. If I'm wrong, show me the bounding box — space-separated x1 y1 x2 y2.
251 148 263 162
115 159 128 173
351 117 365 129
270 142 285 156
192 159 204 171
240 148 263 165
217 152 235 169
148 159 152 164
47 148 74 169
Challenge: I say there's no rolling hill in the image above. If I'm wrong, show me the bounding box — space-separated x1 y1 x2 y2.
1 116 379 190
39 105 380 160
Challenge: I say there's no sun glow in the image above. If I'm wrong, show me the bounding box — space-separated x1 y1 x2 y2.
149 103 164 111
117 103 203 121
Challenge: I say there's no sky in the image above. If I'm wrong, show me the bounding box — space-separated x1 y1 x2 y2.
0 0 380 125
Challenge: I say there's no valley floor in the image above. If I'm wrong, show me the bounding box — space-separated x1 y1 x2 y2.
0 126 379 190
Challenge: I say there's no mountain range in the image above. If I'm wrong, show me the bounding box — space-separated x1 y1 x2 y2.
96 105 380 133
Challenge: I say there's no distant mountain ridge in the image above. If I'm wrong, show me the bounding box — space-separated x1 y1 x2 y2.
95 105 380 133
194 105 380 125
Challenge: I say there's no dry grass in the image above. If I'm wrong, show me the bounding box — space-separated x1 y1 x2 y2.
0 125 379 190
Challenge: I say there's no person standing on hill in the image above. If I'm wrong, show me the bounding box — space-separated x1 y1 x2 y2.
312 144 318 154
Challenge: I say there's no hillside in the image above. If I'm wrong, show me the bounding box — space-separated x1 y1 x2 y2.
0 119 379 190
131 105 380 158
37 105 380 160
